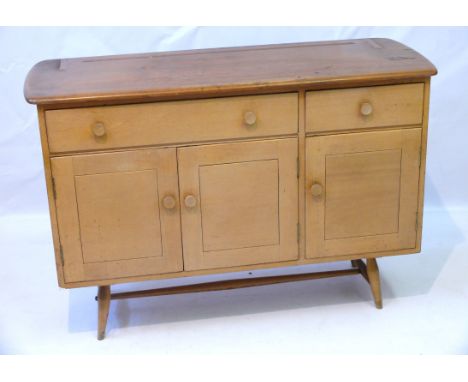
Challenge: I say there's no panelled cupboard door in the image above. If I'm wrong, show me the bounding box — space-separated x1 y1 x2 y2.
306 129 422 258
51 148 183 283
178 138 298 271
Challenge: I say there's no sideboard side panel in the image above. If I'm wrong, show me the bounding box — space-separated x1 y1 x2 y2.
37 106 66 287
415 78 432 252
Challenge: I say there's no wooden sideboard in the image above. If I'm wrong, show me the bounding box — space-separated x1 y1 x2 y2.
24 38 437 340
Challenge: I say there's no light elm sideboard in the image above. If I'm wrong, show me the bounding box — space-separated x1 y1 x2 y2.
24 38 437 339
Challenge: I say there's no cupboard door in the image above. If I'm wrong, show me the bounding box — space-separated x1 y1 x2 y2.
306 129 421 258
178 138 298 270
51 148 182 283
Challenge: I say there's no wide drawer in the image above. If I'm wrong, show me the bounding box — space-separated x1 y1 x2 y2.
45 93 298 153
306 83 424 133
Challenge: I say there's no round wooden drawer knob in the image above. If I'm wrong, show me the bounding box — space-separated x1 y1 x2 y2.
184 195 197 208
162 195 176 210
310 183 323 197
244 111 257 126
92 122 106 137
360 102 373 116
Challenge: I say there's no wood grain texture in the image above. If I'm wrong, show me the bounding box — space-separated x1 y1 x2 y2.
297 91 306 259
305 128 422 258
45 93 298 153
324 149 402 239
37 106 65 286
415 79 431 253
198 160 280 251
51 148 183 283
24 38 436 106
75 170 164 263
306 83 424 133
177 138 298 271
59 248 420 289
26 38 436 293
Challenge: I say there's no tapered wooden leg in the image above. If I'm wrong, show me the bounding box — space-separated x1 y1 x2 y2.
366 258 382 309
97 285 111 340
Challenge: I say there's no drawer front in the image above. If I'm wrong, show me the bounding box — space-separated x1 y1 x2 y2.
306 83 424 133
45 93 298 153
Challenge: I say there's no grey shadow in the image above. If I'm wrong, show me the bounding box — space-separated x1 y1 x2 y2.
67 263 383 334
67 175 464 334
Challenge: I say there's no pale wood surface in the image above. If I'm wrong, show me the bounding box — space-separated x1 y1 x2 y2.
198 160 280 251
60 248 421 289
25 39 439 340
36 107 65 286
297 91 306 260
75 170 164 263
25 39 436 106
415 79 431 253
45 93 298 153
177 138 298 271
306 83 424 133
26 39 436 291
324 149 401 239
306 128 422 258
51 148 183 283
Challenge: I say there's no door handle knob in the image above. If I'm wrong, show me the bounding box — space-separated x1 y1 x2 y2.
92 122 106 137
360 102 373 116
310 183 323 197
162 195 177 210
244 111 257 126
184 195 197 208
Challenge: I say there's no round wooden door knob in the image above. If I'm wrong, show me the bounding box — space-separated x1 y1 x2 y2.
92 122 106 137
310 183 323 197
184 195 197 208
244 111 257 126
360 102 373 116
162 195 176 210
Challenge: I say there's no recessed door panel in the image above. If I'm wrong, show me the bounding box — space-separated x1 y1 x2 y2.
324 149 402 239
75 170 163 263
178 138 298 271
199 159 280 252
51 148 182 283
306 129 421 258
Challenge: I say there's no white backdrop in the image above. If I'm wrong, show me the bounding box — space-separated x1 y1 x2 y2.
1 26 468 218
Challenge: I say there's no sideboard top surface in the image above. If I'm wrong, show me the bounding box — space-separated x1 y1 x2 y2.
24 38 437 106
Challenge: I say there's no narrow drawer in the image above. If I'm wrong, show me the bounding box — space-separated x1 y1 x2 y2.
45 93 298 153
306 83 424 133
